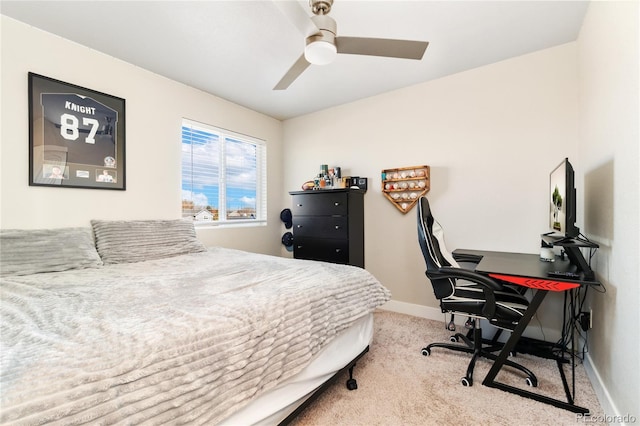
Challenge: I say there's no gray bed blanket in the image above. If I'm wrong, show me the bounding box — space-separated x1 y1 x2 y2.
0 248 390 425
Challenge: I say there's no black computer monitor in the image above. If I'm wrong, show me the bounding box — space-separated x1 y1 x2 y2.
549 158 579 238
544 158 598 279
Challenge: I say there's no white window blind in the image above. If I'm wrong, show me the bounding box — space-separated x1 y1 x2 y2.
181 119 266 225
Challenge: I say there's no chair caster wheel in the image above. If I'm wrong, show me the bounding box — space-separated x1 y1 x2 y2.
450 335 459 343
525 377 538 387
461 377 472 387
421 348 430 356
346 378 358 390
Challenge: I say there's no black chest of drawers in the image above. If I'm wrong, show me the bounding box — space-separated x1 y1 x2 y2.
289 189 365 268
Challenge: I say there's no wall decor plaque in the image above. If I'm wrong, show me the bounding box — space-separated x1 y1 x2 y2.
381 165 430 213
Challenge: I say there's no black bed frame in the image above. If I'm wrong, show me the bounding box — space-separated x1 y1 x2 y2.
278 345 370 425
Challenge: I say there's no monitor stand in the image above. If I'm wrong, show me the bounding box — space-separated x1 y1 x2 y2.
541 233 573 245
540 234 599 281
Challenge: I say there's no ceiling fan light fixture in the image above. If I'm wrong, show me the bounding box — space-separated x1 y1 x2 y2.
274 0 429 90
304 39 337 65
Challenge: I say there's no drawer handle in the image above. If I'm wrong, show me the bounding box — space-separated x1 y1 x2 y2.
335 248 342 253
297 203 303 207
334 202 340 206
334 225 340 229
296 245 303 249
297 224 303 228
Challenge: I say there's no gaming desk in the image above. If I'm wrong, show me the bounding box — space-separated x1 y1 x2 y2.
453 248 600 414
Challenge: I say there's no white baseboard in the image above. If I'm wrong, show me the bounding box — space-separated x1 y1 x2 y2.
380 300 508 343
379 299 554 334
379 300 465 325
583 352 626 423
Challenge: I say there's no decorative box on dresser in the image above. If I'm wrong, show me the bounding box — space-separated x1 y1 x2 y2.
289 189 365 268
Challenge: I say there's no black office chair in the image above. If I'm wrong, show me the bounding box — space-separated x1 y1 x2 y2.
417 196 537 387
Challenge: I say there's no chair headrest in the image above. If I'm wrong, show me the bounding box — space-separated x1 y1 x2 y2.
417 197 459 269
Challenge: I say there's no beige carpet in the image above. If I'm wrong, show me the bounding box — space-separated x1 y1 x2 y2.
290 310 604 426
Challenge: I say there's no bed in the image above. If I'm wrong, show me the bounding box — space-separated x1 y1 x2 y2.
0 220 391 425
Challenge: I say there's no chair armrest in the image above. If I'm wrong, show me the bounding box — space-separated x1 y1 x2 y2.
452 252 483 264
427 267 503 319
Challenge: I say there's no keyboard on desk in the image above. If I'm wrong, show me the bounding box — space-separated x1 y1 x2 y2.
547 270 581 279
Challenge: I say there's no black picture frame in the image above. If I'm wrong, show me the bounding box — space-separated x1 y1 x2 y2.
28 72 126 190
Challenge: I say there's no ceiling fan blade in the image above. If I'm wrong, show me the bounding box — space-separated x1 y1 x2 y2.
336 37 429 60
273 0 320 37
274 54 312 90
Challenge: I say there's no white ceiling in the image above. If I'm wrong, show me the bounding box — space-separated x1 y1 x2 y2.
1 0 589 120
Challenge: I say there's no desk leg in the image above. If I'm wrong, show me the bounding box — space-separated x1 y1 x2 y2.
482 289 589 414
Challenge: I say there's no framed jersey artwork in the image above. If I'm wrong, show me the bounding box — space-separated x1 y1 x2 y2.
28 72 126 190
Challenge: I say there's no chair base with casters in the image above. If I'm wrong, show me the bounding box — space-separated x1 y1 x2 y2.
416 196 538 388
421 318 537 387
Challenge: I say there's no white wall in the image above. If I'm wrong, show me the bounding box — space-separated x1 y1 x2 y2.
577 1 639 420
0 16 285 254
283 43 579 320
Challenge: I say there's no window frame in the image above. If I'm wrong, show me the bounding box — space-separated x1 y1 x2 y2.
181 119 267 228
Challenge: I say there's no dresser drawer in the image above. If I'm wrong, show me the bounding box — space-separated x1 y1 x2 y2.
292 216 348 239
291 192 348 216
293 238 349 264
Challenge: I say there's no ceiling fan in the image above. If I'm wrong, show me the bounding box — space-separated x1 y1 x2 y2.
273 0 429 90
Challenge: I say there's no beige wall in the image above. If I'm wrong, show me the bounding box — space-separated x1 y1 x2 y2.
0 16 285 254
283 43 579 319
577 1 639 419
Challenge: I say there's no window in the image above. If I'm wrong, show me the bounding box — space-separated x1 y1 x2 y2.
181 119 266 225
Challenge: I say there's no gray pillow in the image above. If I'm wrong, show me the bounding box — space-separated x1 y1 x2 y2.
0 228 103 276
91 219 206 264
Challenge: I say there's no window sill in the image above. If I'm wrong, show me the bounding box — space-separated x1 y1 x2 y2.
193 219 267 229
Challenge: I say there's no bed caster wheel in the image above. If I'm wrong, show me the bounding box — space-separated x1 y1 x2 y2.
421 348 430 356
525 377 538 387
346 378 358 390
461 377 472 387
